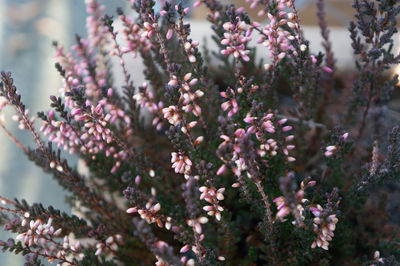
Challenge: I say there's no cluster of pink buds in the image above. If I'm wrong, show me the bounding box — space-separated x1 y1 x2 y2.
253 0 301 65
244 113 296 162
324 145 337 157
49 160 65 173
273 178 316 225
278 118 295 162
153 241 171 266
310 205 338 250
153 240 190 266
127 187 174 230
217 112 296 193
127 203 164 228
41 100 120 170
171 152 193 174
54 35 106 100
64 98 128 173
186 216 209 235
273 196 290 220
71 39 108 96
168 73 204 123
162 105 181 126
199 186 225 221
180 217 209 260
61 235 84 257
40 110 80 154
183 41 200 63
95 234 123 256
133 83 157 111
85 0 108 49
118 13 151 58
220 19 252 62
133 83 164 130
181 240 226 265
372 251 385 264
104 89 131 126
79 102 112 144
178 73 203 116
53 50 83 106
217 129 248 181
17 215 62 247
165 73 204 132
16 214 85 263
166 75 203 128
324 133 349 157
12 109 35 131
142 22 157 39
221 89 239 117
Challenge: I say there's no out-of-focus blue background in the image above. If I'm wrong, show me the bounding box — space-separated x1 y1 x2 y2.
0 1 127 264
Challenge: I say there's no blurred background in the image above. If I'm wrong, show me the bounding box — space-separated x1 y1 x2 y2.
0 1 127 264
194 0 355 25
0 0 392 265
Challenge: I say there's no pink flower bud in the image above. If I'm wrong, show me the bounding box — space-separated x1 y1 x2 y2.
282 126 292 132
203 205 214 211
107 88 113 97
310 55 317 64
188 55 196 63
309 180 317 187
232 182 240 188
217 164 227 175
126 207 137 213
49 109 55 119
287 156 296 162
286 135 294 141
326 145 337 151
71 108 81 116
180 245 190 253
278 118 287 125
243 117 255 123
221 101 230 111
234 128 245 137
322 66 333 73
195 223 202 234
247 125 256 134
277 207 290 218
166 29 174 40
135 175 141 185
241 54 250 62
189 78 198 86
278 52 286 59
168 79 178 86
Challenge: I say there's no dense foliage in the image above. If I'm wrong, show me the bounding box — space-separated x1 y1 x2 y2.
0 0 399 265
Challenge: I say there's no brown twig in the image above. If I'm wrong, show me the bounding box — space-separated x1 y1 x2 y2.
0 122 29 154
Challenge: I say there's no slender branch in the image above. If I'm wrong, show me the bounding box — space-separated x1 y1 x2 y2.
0 122 28 154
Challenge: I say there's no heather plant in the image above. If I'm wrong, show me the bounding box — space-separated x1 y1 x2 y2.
0 0 399 265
